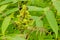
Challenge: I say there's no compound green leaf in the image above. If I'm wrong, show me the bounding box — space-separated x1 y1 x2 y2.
44 7 58 38
10 35 25 40
4 6 43 16
36 18 43 28
0 4 8 13
32 16 43 27
0 0 12 5
1 16 11 35
52 0 60 16
5 8 18 15
5 35 26 40
28 6 43 11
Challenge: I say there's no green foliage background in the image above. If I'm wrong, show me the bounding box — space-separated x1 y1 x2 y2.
0 0 60 40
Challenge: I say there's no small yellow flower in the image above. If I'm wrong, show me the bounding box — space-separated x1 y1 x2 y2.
15 21 20 25
23 19 27 22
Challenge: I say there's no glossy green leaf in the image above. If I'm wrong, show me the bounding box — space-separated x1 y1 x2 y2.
36 18 43 27
5 8 18 15
0 0 12 5
28 6 43 11
32 16 43 27
10 36 25 40
5 35 26 40
1 16 11 35
44 7 58 38
4 6 43 16
52 0 60 16
0 0 28 5
0 4 8 13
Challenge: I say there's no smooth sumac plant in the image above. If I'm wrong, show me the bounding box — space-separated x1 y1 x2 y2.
0 0 60 40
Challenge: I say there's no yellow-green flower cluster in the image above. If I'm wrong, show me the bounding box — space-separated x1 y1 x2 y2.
15 5 34 30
